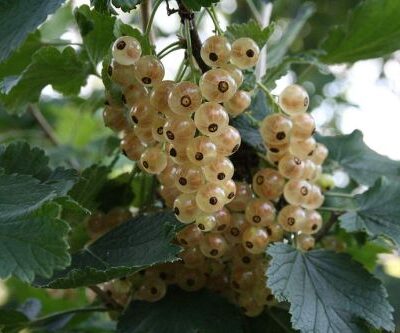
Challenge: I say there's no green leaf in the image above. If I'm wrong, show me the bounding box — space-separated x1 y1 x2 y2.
0 0 64 62
267 3 316 68
35 212 181 288
181 0 219 11
112 0 142 12
0 309 29 333
321 0 400 64
267 243 394 333
75 5 116 65
0 203 70 283
1 47 91 113
117 288 242 333
40 3 75 41
90 0 142 13
317 130 400 186
340 177 400 246
243 308 295 333
226 20 275 49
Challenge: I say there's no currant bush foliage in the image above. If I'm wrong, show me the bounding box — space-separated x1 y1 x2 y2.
0 0 399 332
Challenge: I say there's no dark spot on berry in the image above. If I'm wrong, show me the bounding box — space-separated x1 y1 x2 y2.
121 149 127 157
179 177 187 186
300 186 308 196
266 227 272 236
121 94 127 104
174 207 180 215
180 238 188 245
106 290 113 296
150 287 158 295
312 224 318 230
228 192 235 199
308 150 314 156
304 97 309 107
181 95 191 107
198 223 205 230
230 227 240 236
218 81 229 93
266 294 274 301
169 147 177 157
142 161 149 169
311 127 316 135
232 144 239 153
276 132 286 140
245 241 253 249
131 115 138 124
246 49 255 57
208 123 218 132
157 126 164 135
217 224 226 231
256 175 264 185
187 278 195 286
195 152 203 160
117 40 126 50
159 272 167 280
217 172 225 180
210 249 219 256
242 256 251 264
209 197 218 205
142 77 151 85
209 52 218 61
270 147 279 153
294 157 302 165
288 217 295 226
107 65 113 76
252 215 261 223
166 130 175 140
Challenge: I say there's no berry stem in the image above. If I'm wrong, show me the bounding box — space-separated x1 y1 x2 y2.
144 0 164 41
256 81 281 113
205 6 223 35
158 46 183 59
315 212 340 242
141 0 154 43
157 41 182 57
183 19 197 81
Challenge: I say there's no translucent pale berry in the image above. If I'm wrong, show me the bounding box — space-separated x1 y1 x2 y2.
231 37 260 69
221 179 237 203
196 183 226 213
278 153 305 179
120 132 146 161
297 234 315 251
265 141 290 157
157 159 178 187
290 136 317 159
151 114 167 142
266 223 284 242
202 156 234 183
302 210 323 234
277 205 306 232
279 84 309 115
123 81 148 106
199 233 229 258
238 294 264 317
219 63 243 87
149 80 175 115
283 179 313 206
134 125 156 146
291 113 316 140
167 143 190 165
179 246 205 268
252 168 285 200
168 81 202 116
164 116 196 144
260 114 292 145
140 146 168 174
177 224 203 247
112 36 142 66
199 68 237 103
316 173 335 191
213 208 232 233
302 185 324 210
195 214 217 232
231 245 261 268
129 101 154 127
158 185 180 208
134 55 164 86
136 278 166 302
302 159 317 181
173 193 200 223
224 213 248 245
103 106 128 132
309 143 328 165
177 268 206 291
108 61 136 87
242 226 269 254
226 181 252 212
175 164 205 193
224 90 251 117
194 102 229 137
245 198 276 226
231 266 255 291
186 136 218 166
212 125 241 156
266 151 283 166
200 35 231 67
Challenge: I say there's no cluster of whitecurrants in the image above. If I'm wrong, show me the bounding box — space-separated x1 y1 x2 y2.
101 32 328 317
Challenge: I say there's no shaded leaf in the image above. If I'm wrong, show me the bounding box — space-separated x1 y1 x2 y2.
340 177 400 246
0 0 64 62
321 0 400 63
243 308 295 333
267 243 394 333
181 0 219 11
117 288 242 333
317 130 400 186
226 20 275 49
35 212 181 288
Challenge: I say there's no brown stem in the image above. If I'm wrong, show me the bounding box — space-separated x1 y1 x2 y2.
176 0 210 73
88 285 124 311
141 0 154 43
315 212 340 243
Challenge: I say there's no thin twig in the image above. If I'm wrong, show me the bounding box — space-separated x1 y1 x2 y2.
141 0 154 43
88 285 124 311
315 212 340 242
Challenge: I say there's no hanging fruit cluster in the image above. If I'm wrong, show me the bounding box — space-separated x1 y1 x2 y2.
101 30 329 317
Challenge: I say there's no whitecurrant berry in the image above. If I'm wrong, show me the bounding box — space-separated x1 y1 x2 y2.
199 68 237 103
175 164 205 193
174 193 200 224
291 113 316 140
164 117 196 144
199 233 229 258
112 36 142 66
200 35 231 67
212 125 241 156
219 63 243 87
149 80 175 116
168 81 202 116
194 102 229 137
244 198 276 227
230 37 260 69
196 183 226 213
224 90 251 117
134 55 165 86
186 136 218 166
140 146 168 174
195 214 217 232
260 114 292 145
283 179 313 206
278 153 305 179
202 156 234 183
252 168 285 200
279 84 309 115
277 205 306 232
242 226 269 254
